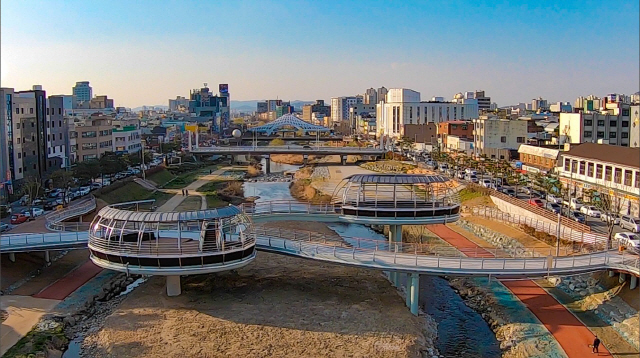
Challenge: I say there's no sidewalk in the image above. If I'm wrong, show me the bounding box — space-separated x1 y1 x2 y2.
428 223 612 358
157 166 236 212
0 295 61 356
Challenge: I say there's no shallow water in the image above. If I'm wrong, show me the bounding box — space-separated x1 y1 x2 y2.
246 181 501 358
259 157 300 174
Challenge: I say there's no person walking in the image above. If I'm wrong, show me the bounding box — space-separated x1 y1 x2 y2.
185 189 189 196
592 335 600 353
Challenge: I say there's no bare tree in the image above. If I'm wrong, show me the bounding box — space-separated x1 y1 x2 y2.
22 175 43 215
585 183 625 249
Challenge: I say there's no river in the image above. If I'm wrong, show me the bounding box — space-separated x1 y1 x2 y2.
242 180 501 358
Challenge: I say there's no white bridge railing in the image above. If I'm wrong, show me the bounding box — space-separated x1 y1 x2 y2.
45 196 97 231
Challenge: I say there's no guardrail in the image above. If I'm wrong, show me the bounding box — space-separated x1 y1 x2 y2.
45 196 97 231
1 231 90 251
240 200 339 216
191 146 384 154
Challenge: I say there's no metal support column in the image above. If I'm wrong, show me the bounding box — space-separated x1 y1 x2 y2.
410 273 419 315
303 154 309 166
608 270 616 278
44 250 51 263
619 273 626 283
166 275 181 296
341 155 347 165
630 275 638 290
264 155 271 174
8 253 15 262
388 225 403 287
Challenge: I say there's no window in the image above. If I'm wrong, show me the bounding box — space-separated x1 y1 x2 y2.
82 131 96 138
584 119 593 126
610 120 617 127
17 152 21 159
52 120 55 128
500 136 506 143
597 131 605 138
516 137 525 143
58 108 61 115
18 168 22 173
29 108 33 114
59 120 62 127
452 124 458 129
59 133 62 140
83 154 97 161
20 108 23 114
621 132 629 139
610 132 617 138
46 108 49 115
15 108 19 114
597 120 605 126
564 158 570 171
622 109 630 116
605 166 612 181
596 164 603 178
614 168 622 184
584 131 592 137
622 121 629 127
624 170 632 186
82 143 97 150
587 162 594 177
636 171 640 188
579 161 585 175
571 160 578 173
16 138 20 144
31 122 34 127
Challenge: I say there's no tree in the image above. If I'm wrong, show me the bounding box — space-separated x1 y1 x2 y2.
586 186 625 248
49 169 75 205
74 160 101 183
100 152 127 177
397 137 415 154
22 175 43 213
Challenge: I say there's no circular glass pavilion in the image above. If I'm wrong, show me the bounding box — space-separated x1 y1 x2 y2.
88 205 256 276
331 174 461 224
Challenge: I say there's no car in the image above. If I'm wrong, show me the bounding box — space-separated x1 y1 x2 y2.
302 145 311 149
44 199 61 211
31 198 44 206
580 205 601 218
614 232 640 253
600 212 620 225
79 186 91 196
620 216 640 233
10 214 29 225
545 202 562 214
546 194 562 204
23 207 45 218
457 171 466 179
502 188 517 197
528 198 544 207
480 179 492 188
520 186 532 195
569 211 586 223
0 222 9 232
90 182 103 190
47 189 63 198
465 174 478 183
465 168 477 176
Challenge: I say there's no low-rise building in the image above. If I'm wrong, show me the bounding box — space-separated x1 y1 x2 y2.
445 135 474 155
556 143 640 216
112 118 142 155
437 121 473 151
559 102 634 147
74 115 114 162
517 144 559 174
472 116 527 160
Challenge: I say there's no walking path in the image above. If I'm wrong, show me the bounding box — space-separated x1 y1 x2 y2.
157 166 238 212
33 261 103 300
427 223 611 357
0 295 61 356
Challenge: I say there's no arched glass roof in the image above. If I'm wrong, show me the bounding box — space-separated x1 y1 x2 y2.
344 174 450 184
248 114 330 135
96 205 242 223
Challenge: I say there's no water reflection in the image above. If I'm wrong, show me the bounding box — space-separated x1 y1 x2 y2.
259 158 300 174
243 182 294 202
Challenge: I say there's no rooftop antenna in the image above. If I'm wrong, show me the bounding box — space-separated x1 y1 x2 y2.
204 83 208 87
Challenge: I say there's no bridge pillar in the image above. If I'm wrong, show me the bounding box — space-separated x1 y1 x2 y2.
341 155 347 165
608 270 615 278
303 154 309 166
630 275 637 290
263 155 271 174
44 250 51 264
410 273 419 315
619 272 626 283
389 225 403 287
8 253 15 262
166 275 181 296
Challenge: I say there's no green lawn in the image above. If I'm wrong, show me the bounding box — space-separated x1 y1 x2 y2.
162 165 220 189
459 187 485 202
196 179 235 208
205 194 230 208
146 168 175 187
96 182 173 207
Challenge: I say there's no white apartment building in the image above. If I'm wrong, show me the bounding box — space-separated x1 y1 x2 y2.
556 143 640 216
376 88 479 138
331 95 363 122
559 103 637 147
112 118 142 154
472 116 527 159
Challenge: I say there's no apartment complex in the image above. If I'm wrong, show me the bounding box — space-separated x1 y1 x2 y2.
331 96 363 123
112 118 142 155
74 115 114 161
472 116 527 160
376 88 479 139
556 143 640 216
302 100 331 123
559 102 638 147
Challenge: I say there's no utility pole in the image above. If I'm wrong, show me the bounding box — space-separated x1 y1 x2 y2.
141 139 146 181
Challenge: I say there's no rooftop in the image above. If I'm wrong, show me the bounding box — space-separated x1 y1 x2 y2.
561 143 640 169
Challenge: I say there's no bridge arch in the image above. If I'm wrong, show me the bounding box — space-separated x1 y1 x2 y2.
248 114 330 136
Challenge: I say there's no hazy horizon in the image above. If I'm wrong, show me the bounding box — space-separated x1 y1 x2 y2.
2 0 638 108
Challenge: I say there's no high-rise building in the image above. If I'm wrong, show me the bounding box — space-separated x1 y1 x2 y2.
302 100 331 122
72 81 92 105
364 88 378 105
531 97 548 111
575 95 602 111
331 96 363 123
188 84 230 133
169 96 189 111
377 87 388 103
276 102 294 117
0 87 15 200
47 95 68 169
474 90 491 111
256 102 268 113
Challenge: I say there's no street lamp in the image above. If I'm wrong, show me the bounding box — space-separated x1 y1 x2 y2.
141 139 146 181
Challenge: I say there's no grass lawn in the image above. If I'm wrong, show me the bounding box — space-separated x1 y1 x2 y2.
162 165 220 189
197 179 236 209
459 187 485 202
175 196 203 211
146 168 175 187
96 182 173 207
205 194 230 208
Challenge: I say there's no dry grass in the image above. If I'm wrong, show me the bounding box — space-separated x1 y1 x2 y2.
219 181 244 197
82 250 426 358
174 196 202 211
246 165 261 177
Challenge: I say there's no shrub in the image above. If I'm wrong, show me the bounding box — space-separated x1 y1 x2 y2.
269 138 285 146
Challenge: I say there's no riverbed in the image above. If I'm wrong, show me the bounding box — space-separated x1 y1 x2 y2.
243 180 501 358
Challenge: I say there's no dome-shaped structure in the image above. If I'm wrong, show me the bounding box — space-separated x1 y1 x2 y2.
331 174 461 224
88 204 256 275
232 129 242 138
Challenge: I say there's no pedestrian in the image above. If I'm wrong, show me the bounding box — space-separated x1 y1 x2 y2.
186 189 189 196
592 335 600 353
182 189 185 196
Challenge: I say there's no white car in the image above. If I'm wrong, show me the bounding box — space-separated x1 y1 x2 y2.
465 174 479 183
614 232 640 253
465 168 477 176
480 179 492 188
79 186 91 196
24 207 45 217
600 212 620 225
546 194 562 204
620 216 640 233
580 205 601 218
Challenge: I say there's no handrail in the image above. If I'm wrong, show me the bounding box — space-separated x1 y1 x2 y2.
45 195 97 231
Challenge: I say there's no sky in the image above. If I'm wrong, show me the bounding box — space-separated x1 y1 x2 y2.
2 0 639 108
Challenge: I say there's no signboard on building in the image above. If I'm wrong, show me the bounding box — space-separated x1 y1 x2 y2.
219 84 229 94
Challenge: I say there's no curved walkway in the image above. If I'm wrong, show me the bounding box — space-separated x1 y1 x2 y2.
428 224 611 358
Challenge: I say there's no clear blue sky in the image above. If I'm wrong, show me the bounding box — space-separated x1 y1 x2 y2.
2 0 638 108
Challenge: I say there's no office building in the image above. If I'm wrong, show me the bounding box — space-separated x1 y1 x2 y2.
349 103 377 135
557 143 639 216
47 95 68 168
0 88 15 199
472 115 527 160
169 96 189 111
275 102 294 118
474 90 491 111
364 88 378 105
378 87 388 103
74 114 114 162
376 88 479 139
331 96 363 123
188 84 230 133
531 97 548 111
256 101 268 113
72 81 92 106
559 102 634 147
302 100 331 123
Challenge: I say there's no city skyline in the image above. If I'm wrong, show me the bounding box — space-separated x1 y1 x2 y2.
2 0 638 108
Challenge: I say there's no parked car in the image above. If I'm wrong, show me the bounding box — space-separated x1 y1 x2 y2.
580 205 601 218
79 186 91 196
614 232 640 253
502 188 517 197
0 222 9 232
457 171 466 179
562 198 584 210
546 194 562 204
528 198 544 207
545 202 562 214
620 216 640 233
23 207 44 218
600 212 620 225
10 214 29 225
465 174 478 183
90 182 103 190
44 199 61 211
465 168 477 176
480 179 492 188
520 186 532 195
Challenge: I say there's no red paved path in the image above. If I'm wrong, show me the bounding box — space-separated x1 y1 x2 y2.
33 260 103 300
427 224 611 357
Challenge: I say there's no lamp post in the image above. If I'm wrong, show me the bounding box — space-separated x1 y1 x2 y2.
141 139 146 181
